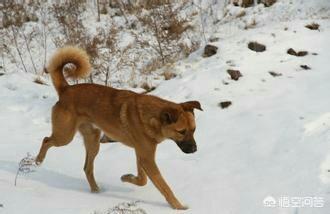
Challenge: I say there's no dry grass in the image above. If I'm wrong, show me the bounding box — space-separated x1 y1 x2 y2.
141 82 156 93
244 18 257 29
236 10 246 18
33 77 48 85
92 201 147 214
163 70 177 80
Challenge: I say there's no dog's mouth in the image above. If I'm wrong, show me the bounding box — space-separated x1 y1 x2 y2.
175 141 197 154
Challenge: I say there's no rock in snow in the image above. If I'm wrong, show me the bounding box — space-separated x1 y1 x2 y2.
248 42 266 52
203 44 218 57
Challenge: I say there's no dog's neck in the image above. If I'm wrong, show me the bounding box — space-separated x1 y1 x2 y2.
136 102 163 143
135 95 172 143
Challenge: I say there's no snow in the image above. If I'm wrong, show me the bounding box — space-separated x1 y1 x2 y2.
1 0 330 214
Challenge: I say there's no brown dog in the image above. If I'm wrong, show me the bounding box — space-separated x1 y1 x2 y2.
35 47 202 210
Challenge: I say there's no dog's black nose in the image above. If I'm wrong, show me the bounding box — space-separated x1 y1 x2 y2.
189 144 197 153
176 140 197 154
182 143 197 154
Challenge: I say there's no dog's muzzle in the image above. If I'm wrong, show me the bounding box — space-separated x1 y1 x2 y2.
176 140 197 154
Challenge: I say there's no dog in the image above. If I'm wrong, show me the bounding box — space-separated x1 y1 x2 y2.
35 46 202 210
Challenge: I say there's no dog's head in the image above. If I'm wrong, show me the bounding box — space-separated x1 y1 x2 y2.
159 101 202 154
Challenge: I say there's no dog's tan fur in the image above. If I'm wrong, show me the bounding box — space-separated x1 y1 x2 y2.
36 46 202 210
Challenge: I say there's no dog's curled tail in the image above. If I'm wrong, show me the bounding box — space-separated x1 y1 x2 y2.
47 46 91 95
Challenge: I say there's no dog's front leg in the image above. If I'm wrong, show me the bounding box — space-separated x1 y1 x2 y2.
121 156 147 186
137 148 187 210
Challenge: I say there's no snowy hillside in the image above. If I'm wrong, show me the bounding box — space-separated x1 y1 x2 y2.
1 0 330 214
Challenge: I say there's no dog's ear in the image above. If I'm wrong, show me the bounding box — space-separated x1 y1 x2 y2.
181 101 203 112
160 108 179 124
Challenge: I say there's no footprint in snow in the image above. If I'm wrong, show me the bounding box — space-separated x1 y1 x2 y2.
5 83 17 91
304 112 330 136
319 154 330 184
7 104 29 113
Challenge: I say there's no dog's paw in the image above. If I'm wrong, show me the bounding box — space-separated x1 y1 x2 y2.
170 202 189 210
91 186 100 193
121 174 135 182
35 162 42 166
172 205 188 210
176 205 189 210
35 157 43 166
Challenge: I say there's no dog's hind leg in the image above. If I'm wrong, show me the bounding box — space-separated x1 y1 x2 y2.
79 123 101 193
121 155 147 186
36 103 77 164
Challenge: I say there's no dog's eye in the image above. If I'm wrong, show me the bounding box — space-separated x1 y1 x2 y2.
178 129 187 135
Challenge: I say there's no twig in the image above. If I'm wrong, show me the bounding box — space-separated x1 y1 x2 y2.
10 26 28 73
192 2 208 44
20 28 38 74
115 0 129 25
41 6 48 74
96 0 101 22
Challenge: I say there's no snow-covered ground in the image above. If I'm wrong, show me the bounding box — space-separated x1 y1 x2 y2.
1 1 330 214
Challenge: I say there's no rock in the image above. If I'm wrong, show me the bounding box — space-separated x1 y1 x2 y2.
241 0 254 7
259 0 277 7
300 65 311 70
232 0 254 7
305 23 320 30
248 42 266 52
269 71 282 77
287 48 308 57
203 44 218 57
297 51 308 57
227 69 242 81
219 101 232 109
0 73 5 76
287 48 297 56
